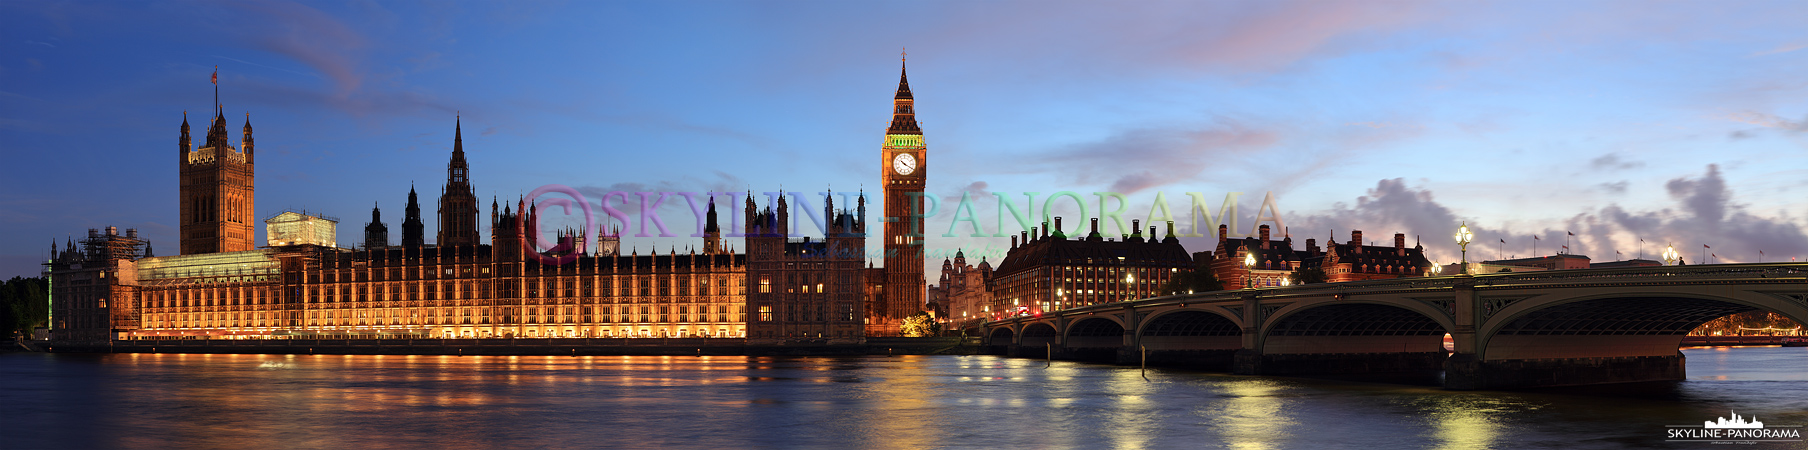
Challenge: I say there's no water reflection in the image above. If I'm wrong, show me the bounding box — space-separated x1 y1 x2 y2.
1209 379 1296 450
0 347 1803 449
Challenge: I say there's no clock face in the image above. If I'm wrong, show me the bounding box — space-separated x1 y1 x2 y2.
892 152 917 175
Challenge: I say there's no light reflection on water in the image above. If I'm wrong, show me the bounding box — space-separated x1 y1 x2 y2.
1 347 1804 449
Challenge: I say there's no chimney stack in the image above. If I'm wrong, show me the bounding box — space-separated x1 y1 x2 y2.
1011 235 1018 249
1395 233 1406 254
1219 224 1228 241
1307 238 1318 256
1351 230 1363 246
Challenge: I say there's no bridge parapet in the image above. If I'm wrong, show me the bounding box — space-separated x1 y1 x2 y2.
978 263 1808 390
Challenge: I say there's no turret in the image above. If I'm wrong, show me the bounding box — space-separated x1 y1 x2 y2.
704 197 721 254
242 113 255 164
402 185 424 248
179 112 190 161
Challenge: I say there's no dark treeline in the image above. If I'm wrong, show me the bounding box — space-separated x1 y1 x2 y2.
3 276 49 339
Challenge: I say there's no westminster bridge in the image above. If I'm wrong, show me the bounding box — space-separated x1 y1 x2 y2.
977 263 1808 390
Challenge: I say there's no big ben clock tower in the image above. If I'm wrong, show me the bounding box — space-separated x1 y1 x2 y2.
880 53 926 335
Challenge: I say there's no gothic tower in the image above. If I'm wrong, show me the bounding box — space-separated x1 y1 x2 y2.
880 53 927 334
437 117 480 247
364 203 389 249
179 76 256 255
402 185 425 248
703 197 722 255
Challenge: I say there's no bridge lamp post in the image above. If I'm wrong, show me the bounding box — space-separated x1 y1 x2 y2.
1455 223 1474 275
1244 252 1256 289
1663 244 1679 266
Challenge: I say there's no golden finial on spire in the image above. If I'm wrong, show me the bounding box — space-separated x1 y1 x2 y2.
901 47 907 62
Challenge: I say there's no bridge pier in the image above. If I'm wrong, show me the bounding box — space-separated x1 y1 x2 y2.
1444 352 1686 390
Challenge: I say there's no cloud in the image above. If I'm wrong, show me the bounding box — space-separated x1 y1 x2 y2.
1725 111 1808 133
1589 153 1644 171
1018 118 1281 195
1596 180 1629 194
1751 42 1808 57
1284 165 1808 263
220 0 367 96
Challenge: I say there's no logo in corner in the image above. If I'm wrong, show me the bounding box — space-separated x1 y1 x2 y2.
1668 411 1802 444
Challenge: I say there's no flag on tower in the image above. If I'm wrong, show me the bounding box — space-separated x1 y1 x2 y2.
1534 235 1540 240
212 68 218 85
1567 231 1574 236
1704 244 1710 249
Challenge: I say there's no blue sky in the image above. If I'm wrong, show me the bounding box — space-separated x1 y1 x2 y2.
2 0 1806 280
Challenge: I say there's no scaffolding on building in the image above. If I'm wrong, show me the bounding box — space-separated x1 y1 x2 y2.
265 210 339 248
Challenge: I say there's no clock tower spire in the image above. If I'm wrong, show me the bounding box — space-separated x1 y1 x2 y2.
879 51 926 336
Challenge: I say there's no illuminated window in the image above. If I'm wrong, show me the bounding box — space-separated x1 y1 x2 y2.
759 306 773 322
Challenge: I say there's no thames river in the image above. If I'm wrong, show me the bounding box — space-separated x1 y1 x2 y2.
2 346 1804 449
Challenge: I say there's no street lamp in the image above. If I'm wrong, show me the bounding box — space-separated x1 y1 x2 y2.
1455 222 1474 274
1243 252 1256 288
1663 244 1679 266
1430 262 1443 277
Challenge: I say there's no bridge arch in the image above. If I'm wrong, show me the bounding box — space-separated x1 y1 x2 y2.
1477 289 1808 360
987 327 1016 346
1259 300 1451 355
1136 309 1243 351
1064 317 1127 349
1019 322 1058 349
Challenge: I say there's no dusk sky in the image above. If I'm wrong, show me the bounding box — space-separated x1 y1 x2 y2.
3 0 1805 281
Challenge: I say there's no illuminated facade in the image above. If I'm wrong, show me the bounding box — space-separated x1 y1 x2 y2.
179 107 256 255
54 200 751 341
929 251 992 328
1303 230 1434 283
879 56 928 336
987 218 1191 320
1208 224 1301 288
50 116 752 340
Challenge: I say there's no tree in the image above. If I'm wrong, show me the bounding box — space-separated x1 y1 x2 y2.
2 276 50 339
901 311 942 337
1289 266 1328 285
1162 263 1224 295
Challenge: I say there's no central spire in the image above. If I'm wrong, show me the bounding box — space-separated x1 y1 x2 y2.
887 53 921 135
895 48 913 100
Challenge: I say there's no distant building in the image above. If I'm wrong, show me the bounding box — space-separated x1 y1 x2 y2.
929 250 992 329
1589 259 1663 269
1208 227 1433 287
1207 224 1301 288
987 217 1191 320
1311 230 1435 282
45 227 150 341
1485 254 1592 271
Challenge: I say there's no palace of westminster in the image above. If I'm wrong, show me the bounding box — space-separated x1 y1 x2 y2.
46 61 1438 342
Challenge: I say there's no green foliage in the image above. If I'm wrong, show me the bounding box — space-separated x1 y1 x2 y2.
1289 266 1328 285
2 276 50 339
901 311 942 337
1162 262 1224 295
